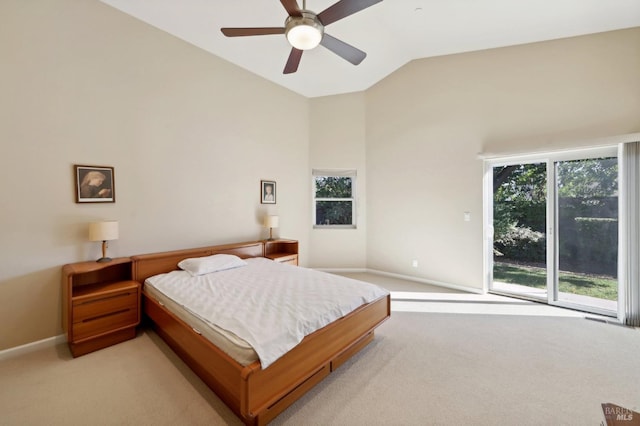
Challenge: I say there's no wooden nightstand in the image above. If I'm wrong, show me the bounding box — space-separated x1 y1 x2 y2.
62 258 140 357
264 239 299 266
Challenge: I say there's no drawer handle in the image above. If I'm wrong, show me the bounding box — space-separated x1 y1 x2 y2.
82 308 130 323
77 292 132 306
192 328 202 335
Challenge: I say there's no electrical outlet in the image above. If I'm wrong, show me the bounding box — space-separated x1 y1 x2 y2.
412 259 418 268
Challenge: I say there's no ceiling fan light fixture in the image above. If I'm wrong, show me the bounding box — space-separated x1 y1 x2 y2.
285 12 324 50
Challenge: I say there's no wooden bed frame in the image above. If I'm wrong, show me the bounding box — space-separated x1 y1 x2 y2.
131 241 390 425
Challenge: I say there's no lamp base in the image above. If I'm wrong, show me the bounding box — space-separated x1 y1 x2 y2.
96 240 112 263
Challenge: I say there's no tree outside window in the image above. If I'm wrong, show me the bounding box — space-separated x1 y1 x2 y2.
313 170 356 228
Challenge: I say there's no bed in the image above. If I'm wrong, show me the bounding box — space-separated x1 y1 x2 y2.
131 241 391 425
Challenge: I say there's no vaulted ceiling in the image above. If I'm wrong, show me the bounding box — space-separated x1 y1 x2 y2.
100 0 640 98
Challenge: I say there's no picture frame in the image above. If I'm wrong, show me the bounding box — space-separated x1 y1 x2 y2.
261 180 276 204
74 165 115 203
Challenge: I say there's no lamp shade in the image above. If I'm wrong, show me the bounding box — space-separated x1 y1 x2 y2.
263 215 279 228
89 221 119 241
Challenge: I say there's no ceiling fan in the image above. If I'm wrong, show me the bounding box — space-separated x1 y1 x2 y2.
221 0 383 74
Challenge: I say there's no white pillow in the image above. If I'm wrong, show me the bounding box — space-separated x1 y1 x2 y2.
178 254 248 276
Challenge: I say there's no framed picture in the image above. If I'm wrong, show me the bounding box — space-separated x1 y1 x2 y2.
261 180 276 204
74 165 115 203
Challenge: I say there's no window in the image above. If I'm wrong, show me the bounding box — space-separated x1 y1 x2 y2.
313 169 356 228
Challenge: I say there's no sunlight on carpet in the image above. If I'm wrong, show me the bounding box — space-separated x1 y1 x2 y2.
390 291 608 318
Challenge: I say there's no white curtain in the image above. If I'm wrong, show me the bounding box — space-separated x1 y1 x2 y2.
619 141 640 326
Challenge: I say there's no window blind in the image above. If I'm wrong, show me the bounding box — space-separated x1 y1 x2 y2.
312 169 357 177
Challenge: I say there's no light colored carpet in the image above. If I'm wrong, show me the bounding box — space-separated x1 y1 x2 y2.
274 312 640 425
1 277 639 425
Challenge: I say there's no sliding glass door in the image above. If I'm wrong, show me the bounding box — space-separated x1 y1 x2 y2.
487 148 619 316
554 157 618 312
492 162 548 301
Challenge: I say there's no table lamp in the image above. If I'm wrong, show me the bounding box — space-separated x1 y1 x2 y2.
89 221 119 262
263 215 279 241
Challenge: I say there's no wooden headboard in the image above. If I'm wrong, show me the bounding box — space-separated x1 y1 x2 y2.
131 241 264 283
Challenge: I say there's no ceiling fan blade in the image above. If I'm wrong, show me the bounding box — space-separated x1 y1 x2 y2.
320 33 366 65
283 48 303 74
221 27 285 37
317 0 382 26
280 0 302 17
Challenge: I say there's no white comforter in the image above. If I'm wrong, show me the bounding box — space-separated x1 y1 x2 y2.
145 257 389 368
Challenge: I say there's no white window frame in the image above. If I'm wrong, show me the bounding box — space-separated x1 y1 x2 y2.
312 169 357 229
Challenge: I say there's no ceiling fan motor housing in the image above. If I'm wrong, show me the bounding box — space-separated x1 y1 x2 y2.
285 11 324 50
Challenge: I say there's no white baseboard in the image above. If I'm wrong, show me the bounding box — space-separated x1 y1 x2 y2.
0 334 66 361
366 269 484 294
316 267 483 294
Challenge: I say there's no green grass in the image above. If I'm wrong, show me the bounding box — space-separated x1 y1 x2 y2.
493 262 618 301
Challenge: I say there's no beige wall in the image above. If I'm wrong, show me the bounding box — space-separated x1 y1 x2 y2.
2 0 639 351
309 93 367 268
0 0 310 350
365 28 640 290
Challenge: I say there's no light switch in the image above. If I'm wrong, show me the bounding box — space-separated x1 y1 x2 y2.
464 212 471 222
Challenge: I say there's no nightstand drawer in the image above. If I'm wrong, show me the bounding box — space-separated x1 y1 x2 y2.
73 307 138 341
266 253 298 265
280 257 298 266
73 289 138 323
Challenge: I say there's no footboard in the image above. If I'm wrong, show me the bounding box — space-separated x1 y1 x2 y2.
242 294 390 424
143 291 390 425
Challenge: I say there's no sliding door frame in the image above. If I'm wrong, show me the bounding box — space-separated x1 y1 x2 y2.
483 145 619 317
